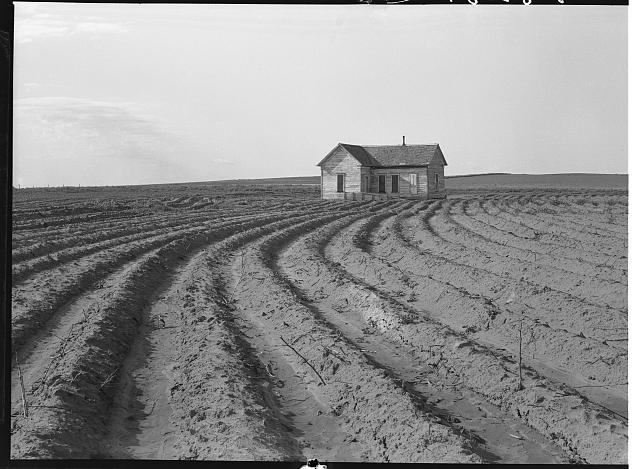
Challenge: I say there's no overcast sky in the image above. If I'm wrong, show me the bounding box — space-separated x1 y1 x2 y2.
13 3 627 187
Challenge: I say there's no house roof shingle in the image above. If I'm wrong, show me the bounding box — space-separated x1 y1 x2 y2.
318 143 446 167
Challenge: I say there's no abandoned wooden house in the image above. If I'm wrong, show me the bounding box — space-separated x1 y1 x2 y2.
317 137 447 200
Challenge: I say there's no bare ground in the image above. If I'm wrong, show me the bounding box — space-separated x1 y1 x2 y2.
10 185 627 463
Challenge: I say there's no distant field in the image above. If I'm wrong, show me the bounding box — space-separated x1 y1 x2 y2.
185 176 320 186
446 173 627 190
189 173 628 190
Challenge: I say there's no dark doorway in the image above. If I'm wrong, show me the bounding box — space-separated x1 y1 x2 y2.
337 174 345 193
391 175 399 193
378 175 386 193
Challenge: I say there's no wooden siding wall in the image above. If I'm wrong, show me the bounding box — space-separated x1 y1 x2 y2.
360 166 373 192
427 164 446 198
370 168 429 196
320 148 362 199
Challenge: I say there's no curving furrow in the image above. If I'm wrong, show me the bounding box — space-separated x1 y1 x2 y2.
11 223 244 457
514 191 628 221
499 196 628 242
13 215 228 282
411 202 628 338
327 205 627 391
10 212 307 353
483 196 629 285
434 200 627 308
279 207 573 463
11 204 324 282
13 198 147 220
451 198 627 281
521 195 628 230
532 208 628 233
476 198 627 262
523 208 628 237
11 200 407 460
12 211 208 261
274 205 626 464
102 212 364 460
13 208 221 254
11 208 344 459
12 208 183 248
567 193 628 214
11 199 305 252
221 207 482 463
396 206 628 349
12 209 141 232
11 196 344 266
11 189 627 462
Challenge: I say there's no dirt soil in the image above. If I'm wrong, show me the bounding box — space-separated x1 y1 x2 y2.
10 184 627 463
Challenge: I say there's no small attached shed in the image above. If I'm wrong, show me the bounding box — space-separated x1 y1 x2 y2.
317 140 447 200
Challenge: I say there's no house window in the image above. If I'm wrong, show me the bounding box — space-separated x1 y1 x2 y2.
391 175 399 193
378 175 386 193
435 172 439 188
337 174 345 192
410 173 418 194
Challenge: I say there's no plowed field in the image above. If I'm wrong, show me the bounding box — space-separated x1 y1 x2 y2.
10 184 628 463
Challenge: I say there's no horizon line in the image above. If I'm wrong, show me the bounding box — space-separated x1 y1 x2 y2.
12 172 629 190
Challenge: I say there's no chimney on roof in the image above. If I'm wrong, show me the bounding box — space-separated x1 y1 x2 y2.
402 136 406 146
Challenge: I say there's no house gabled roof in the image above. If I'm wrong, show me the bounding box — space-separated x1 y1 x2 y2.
317 143 447 167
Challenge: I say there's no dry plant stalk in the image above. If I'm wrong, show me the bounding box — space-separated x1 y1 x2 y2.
99 368 119 391
15 352 29 418
280 335 326 386
518 315 524 391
